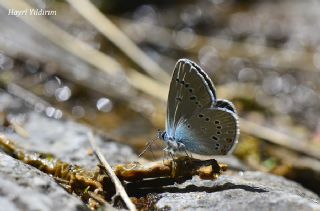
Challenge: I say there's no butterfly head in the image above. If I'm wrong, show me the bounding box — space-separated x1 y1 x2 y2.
157 130 167 141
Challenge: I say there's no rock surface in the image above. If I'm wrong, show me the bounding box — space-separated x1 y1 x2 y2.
0 152 88 211
155 171 320 211
0 92 139 210
0 93 138 169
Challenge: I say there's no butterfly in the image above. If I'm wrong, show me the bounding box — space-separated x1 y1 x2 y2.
159 59 239 156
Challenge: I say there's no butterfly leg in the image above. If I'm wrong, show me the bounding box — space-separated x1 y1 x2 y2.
162 146 177 171
167 149 177 170
177 142 192 159
162 146 169 164
169 149 175 160
163 145 176 162
139 138 156 157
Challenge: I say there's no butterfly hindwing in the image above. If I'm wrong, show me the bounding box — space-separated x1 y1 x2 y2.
174 104 238 155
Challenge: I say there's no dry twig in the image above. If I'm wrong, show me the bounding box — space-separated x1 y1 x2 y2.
240 119 320 160
67 0 171 83
113 16 317 73
0 0 122 76
87 131 137 211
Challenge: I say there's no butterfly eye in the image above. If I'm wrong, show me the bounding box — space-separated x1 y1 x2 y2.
161 132 166 140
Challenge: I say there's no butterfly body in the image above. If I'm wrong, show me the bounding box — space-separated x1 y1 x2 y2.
160 59 239 156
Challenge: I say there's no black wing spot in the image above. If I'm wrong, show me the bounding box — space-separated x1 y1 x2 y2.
217 125 222 129
215 120 220 124
176 97 182 102
180 80 185 85
195 101 199 104
217 131 221 135
189 88 193 93
215 143 220 150
187 124 191 128
205 117 210 122
190 96 196 100
212 136 218 140
198 114 204 118
185 83 190 88
176 78 179 82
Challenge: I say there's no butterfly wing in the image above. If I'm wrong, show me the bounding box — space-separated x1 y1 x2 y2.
166 59 239 155
174 103 239 155
216 99 237 113
166 59 217 137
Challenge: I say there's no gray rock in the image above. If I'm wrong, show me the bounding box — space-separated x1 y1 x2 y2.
156 171 320 211
0 92 138 210
0 152 88 211
0 92 138 169
5 111 138 169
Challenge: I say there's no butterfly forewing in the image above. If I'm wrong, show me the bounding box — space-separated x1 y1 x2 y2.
166 59 216 137
216 99 236 113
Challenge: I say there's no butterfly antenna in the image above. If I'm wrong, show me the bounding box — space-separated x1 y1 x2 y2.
138 137 157 157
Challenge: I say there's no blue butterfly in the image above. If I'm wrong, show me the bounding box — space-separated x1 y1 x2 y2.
159 59 239 155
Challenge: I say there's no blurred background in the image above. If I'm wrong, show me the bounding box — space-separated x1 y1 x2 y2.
0 0 320 195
